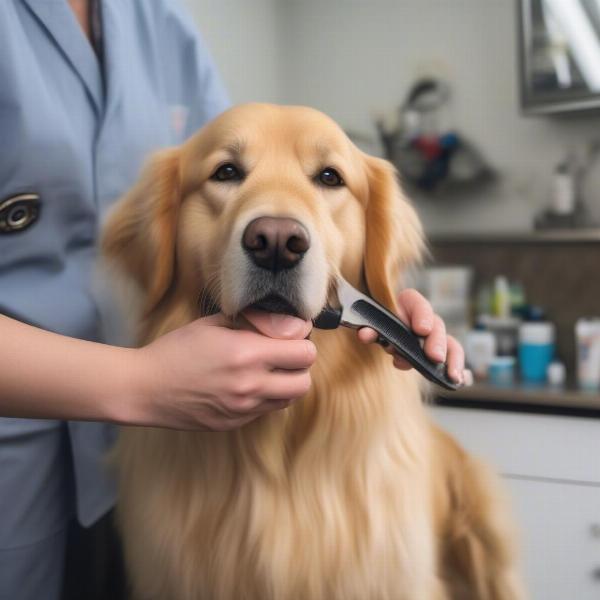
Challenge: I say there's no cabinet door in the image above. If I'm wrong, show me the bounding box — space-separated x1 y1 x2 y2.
505 477 600 600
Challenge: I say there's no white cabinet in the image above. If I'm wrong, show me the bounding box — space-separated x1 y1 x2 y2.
507 477 600 600
431 406 600 600
430 407 600 483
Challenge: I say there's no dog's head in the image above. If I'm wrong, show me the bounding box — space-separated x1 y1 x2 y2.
102 104 423 324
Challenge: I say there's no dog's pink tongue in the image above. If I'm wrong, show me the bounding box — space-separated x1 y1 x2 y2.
269 313 306 337
242 309 311 339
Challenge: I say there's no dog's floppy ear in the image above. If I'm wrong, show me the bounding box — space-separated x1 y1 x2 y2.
101 148 181 314
363 155 424 310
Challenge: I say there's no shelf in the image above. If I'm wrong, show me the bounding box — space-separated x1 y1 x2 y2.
429 228 600 245
436 382 600 412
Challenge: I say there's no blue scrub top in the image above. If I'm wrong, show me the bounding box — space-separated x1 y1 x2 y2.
0 0 230 545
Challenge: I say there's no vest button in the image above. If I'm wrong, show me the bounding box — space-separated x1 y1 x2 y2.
0 194 40 233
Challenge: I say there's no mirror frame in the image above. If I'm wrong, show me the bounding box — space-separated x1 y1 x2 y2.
518 0 600 115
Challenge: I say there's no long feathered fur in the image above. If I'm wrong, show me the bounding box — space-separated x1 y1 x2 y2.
101 103 526 600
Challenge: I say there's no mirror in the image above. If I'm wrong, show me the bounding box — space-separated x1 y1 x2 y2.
519 0 600 114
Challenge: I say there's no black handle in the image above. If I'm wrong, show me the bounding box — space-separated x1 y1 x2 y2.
350 299 459 391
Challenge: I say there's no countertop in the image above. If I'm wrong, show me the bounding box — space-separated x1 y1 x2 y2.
435 382 600 415
430 228 600 245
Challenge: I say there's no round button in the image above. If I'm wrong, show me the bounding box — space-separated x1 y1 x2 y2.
0 194 40 233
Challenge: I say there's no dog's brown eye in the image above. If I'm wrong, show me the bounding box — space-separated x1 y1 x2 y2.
317 167 344 187
211 163 244 182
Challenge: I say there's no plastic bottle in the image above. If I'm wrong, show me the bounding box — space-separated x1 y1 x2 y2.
552 159 576 216
576 318 600 391
493 276 510 319
518 322 556 383
465 328 497 381
547 361 566 388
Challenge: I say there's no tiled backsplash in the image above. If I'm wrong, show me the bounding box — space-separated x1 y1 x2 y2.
430 236 598 378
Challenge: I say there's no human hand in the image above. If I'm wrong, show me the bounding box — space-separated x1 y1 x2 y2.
127 311 315 431
357 289 467 385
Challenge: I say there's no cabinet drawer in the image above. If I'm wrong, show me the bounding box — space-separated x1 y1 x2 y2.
430 406 600 483
506 477 600 600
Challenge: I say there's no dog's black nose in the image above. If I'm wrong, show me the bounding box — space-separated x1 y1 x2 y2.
242 217 310 271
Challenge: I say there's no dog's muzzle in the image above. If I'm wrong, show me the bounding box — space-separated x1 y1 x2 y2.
238 217 311 317
216 215 328 319
242 217 310 272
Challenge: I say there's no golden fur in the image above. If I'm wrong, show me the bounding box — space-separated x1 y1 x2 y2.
102 103 526 600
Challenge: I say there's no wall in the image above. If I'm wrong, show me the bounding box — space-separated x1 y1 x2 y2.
183 0 284 104
278 0 600 234
183 0 600 235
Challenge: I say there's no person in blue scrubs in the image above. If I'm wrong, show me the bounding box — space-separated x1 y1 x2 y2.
0 1 466 598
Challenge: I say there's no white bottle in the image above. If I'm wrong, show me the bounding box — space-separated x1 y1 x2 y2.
576 318 600 391
465 330 496 381
547 361 566 388
552 162 576 215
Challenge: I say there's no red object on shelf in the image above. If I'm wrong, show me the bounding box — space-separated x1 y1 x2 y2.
414 135 442 160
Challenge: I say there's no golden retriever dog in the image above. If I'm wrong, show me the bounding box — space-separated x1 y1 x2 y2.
102 103 525 600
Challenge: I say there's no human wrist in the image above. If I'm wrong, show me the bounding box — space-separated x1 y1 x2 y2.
101 346 158 427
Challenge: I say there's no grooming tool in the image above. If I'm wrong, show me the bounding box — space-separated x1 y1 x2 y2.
313 277 460 391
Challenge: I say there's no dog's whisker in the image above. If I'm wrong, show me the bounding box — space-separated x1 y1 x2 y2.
197 273 223 317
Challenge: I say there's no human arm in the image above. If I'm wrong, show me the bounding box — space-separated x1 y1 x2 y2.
0 311 315 430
